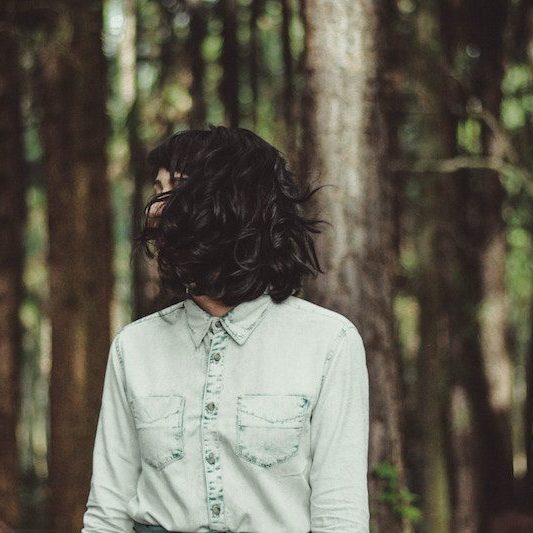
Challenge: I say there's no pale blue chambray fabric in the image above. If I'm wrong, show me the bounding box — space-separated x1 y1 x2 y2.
81 292 369 533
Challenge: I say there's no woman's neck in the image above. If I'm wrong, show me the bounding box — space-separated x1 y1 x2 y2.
190 294 234 317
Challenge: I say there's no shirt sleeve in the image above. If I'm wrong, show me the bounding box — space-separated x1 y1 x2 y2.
82 332 141 532
309 325 370 533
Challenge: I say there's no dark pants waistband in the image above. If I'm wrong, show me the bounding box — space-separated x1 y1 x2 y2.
133 519 183 533
133 518 310 533
133 519 226 533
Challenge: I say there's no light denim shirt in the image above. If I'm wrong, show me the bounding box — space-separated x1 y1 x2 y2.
82 293 369 533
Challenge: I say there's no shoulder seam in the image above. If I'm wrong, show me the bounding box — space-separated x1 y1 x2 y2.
310 324 355 416
119 301 184 333
283 298 353 326
113 332 125 371
319 324 355 386
111 301 185 368
112 331 133 398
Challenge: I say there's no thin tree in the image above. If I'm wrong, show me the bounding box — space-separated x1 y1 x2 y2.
459 1 514 527
217 0 240 127
187 0 208 129
0 2 27 528
248 0 265 128
123 0 158 321
280 0 296 160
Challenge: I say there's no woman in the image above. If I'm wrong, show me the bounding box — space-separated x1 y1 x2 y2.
82 125 370 533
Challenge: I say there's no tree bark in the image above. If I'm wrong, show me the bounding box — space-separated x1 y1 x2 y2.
218 0 240 127
187 0 208 129
121 0 159 321
461 0 514 526
34 1 113 529
526 299 533 504
157 1 185 135
248 0 265 128
300 0 406 530
0 2 27 528
280 0 297 162
407 3 465 530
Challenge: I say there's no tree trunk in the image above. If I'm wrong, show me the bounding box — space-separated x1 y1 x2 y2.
0 2 27 528
525 300 533 504
300 1 406 530
34 1 113 529
248 0 265 128
450 385 478 533
157 1 184 135
515 5 533 505
461 0 514 526
280 0 297 163
121 0 159 321
218 0 240 127
130 98 157 320
415 202 453 533
407 3 466 530
187 0 207 129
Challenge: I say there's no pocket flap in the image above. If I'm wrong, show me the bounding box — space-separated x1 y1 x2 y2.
237 394 310 426
131 394 185 426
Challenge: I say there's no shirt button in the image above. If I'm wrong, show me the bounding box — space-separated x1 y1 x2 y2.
211 504 220 516
213 319 222 329
206 452 216 464
206 401 216 412
213 352 221 362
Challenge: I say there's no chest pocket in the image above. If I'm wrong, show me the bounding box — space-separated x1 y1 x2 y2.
130 394 185 471
235 393 311 473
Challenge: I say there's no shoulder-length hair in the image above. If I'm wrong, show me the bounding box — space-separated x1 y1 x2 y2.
134 124 329 306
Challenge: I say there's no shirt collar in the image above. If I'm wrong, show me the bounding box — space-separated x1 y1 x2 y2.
183 291 273 348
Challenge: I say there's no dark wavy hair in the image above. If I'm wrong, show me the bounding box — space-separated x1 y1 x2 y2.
133 124 329 306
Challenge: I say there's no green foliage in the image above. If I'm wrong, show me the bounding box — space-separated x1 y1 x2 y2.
457 116 482 154
394 295 420 372
372 462 423 525
506 223 533 359
502 65 533 131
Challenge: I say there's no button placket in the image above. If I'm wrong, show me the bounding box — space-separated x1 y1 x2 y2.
200 321 228 529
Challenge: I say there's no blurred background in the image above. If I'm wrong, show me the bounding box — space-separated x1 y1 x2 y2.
1 0 532 531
